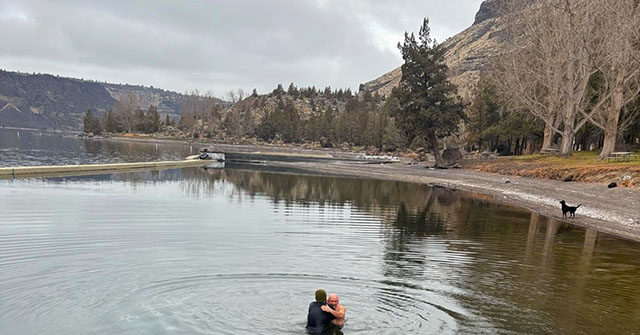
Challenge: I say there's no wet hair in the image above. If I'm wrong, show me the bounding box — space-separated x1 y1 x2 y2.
315 289 327 302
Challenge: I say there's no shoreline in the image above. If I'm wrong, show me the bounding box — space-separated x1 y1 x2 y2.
5 130 639 242
82 135 640 242
262 160 640 242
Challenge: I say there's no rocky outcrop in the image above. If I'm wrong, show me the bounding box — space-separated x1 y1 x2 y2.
474 0 508 25
360 0 510 99
0 70 222 130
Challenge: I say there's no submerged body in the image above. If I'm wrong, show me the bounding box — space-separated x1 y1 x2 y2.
306 301 335 334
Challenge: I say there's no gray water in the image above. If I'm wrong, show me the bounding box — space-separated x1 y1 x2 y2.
0 128 200 167
2 129 640 334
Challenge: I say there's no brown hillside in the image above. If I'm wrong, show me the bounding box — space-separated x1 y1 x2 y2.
360 0 509 99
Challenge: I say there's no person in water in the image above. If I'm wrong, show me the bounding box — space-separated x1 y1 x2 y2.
322 293 346 328
306 289 335 334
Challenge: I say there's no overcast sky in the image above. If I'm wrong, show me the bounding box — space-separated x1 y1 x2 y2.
0 0 483 97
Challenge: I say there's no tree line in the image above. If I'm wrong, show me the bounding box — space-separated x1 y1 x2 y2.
86 1 640 162
81 19 466 168
176 84 408 151
488 0 640 158
83 99 174 135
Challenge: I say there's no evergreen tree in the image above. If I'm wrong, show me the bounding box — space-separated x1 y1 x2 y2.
103 109 120 133
287 82 299 98
382 117 406 151
133 109 146 132
281 100 301 142
83 109 101 134
164 114 174 127
395 18 464 167
322 108 336 143
273 84 285 96
146 105 160 133
467 75 501 151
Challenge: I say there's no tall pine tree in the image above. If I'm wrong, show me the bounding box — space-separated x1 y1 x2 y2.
395 18 464 167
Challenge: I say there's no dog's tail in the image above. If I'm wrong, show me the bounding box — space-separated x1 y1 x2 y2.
576 204 582 209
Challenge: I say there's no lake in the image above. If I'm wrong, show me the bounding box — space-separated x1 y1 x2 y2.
1 129 640 334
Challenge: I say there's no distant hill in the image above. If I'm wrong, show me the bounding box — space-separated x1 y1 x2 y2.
0 70 222 130
359 0 509 99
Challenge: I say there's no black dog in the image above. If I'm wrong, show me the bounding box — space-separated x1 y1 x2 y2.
559 200 581 218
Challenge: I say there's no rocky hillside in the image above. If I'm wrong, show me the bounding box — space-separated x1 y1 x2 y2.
0 70 214 130
360 0 509 99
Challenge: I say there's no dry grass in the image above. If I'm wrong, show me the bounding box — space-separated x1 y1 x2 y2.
464 151 640 187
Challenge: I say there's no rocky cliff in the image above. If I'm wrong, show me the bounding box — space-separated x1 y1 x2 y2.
0 70 209 130
359 0 509 99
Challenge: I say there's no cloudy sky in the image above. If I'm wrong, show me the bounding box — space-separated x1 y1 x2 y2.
0 0 483 97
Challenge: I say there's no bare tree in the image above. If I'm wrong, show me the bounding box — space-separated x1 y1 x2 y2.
578 0 640 158
180 90 205 136
222 89 250 138
493 0 602 155
225 88 246 104
115 92 140 133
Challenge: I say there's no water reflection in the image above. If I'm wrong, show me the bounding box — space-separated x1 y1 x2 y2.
167 166 640 332
0 128 200 167
3 148 640 333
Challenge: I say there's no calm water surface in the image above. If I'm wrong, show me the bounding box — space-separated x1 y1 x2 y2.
2 129 640 334
0 128 199 167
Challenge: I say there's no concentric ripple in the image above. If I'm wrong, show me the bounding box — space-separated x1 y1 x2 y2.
121 273 468 334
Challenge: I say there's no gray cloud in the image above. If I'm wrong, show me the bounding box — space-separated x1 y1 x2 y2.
0 0 483 96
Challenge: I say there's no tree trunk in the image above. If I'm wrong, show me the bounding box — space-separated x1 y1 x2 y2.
542 116 562 150
542 123 554 150
524 137 535 155
599 87 624 159
559 130 574 156
426 132 444 168
559 113 575 156
600 131 617 158
559 104 577 156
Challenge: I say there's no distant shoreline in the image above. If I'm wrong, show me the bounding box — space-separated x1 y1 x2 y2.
4 129 638 241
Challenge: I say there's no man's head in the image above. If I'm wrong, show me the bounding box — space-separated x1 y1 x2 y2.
327 293 339 306
315 289 327 302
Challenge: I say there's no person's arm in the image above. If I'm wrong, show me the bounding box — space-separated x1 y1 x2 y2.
321 304 345 319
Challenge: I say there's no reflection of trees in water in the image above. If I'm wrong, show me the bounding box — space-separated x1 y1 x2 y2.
381 188 456 280
176 167 439 208
82 138 193 163
110 166 640 332
83 139 102 157
441 209 640 333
